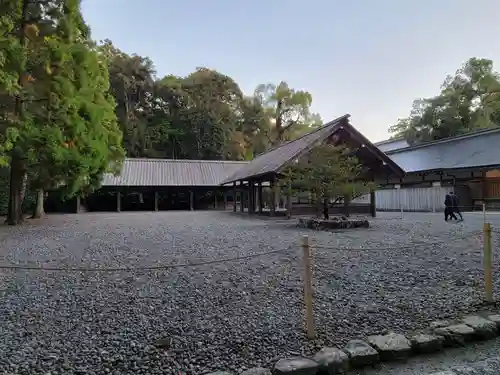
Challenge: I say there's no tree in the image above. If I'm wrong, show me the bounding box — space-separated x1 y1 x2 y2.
100 39 155 157
389 57 500 144
284 144 372 219
0 0 125 223
254 81 320 145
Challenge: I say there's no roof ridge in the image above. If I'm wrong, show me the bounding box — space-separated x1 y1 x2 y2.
374 137 406 145
386 126 500 155
124 158 249 164
258 114 351 155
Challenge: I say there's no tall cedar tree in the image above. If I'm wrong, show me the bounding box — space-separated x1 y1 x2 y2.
0 0 124 222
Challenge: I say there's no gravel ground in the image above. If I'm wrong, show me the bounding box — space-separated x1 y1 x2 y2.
0 210 499 375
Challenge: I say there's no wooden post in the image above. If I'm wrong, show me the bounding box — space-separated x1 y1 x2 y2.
369 189 376 217
248 183 253 215
258 182 263 213
270 180 276 216
189 189 194 211
223 190 228 210
286 178 292 219
250 183 255 214
154 191 159 212
301 235 315 339
483 203 486 224
233 182 237 212
484 223 493 303
214 191 218 209
116 191 121 212
240 182 244 213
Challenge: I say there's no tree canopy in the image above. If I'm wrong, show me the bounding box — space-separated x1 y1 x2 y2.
389 58 500 144
99 44 323 161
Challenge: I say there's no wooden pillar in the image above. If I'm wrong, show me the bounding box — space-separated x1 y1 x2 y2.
270 179 276 216
233 182 237 212
369 189 376 217
258 182 263 213
116 191 121 212
214 191 218 209
286 179 292 219
154 191 159 212
252 183 257 214
75 196 81 213
190 189 194 211
240 182 244 212
482 172 488 202
223 190 228 210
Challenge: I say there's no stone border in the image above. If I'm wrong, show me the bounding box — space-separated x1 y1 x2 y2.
297 217 370 230
205 312 500 375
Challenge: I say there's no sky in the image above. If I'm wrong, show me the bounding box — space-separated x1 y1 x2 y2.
81 0 500 143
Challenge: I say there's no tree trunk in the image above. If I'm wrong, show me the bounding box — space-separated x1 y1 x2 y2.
6 0 29 226
31 188 45 218
323 198 329 220
6 158 25 225
20 172 27 203
343 195 350 217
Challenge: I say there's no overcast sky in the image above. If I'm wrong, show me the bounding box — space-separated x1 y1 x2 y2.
82 0 500 142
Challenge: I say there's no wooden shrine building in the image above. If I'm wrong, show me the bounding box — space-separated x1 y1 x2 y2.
80 159 249 212
220 114 405 217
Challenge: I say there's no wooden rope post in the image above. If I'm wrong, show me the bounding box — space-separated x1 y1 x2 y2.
301 235 315 339
484 223 493 303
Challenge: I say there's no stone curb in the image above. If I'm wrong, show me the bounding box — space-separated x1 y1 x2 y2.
205 312 500 375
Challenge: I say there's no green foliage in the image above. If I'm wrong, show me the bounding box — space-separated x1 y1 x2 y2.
0 0 125 222
283 144 373 202
389 57 500 144
98 42 322 161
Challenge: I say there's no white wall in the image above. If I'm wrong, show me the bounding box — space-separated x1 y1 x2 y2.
352 186 452 212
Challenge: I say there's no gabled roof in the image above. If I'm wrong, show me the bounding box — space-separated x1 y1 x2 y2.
221 114 405 184
102 158 248 187
385 127 500 173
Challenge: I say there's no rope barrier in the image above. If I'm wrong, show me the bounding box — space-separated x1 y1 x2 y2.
311 231 483 251
0 246 294 272
0 231 485 272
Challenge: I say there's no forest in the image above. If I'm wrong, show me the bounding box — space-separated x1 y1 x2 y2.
389 57 500 144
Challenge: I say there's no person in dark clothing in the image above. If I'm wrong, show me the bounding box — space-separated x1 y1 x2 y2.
451 192 463 221
444 192 458 221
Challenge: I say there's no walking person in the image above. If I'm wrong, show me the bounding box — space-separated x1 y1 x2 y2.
444 192 458 221
451 191 463 221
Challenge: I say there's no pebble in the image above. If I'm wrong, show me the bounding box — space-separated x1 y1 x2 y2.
0 211 496 374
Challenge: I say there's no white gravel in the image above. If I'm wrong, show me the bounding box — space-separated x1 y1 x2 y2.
0 211 497 375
